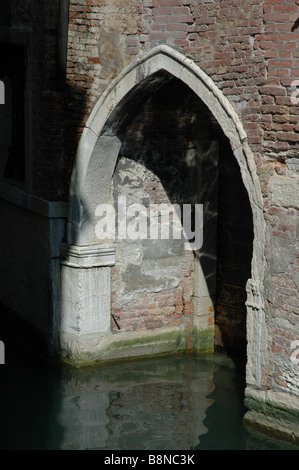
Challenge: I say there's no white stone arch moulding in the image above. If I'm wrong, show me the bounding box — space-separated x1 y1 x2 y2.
63 45 267 382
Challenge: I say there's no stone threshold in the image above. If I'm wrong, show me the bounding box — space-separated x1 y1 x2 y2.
244 388 299 447
59 326 215 367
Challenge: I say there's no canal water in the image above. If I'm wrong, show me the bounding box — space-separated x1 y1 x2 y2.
0 333 297 451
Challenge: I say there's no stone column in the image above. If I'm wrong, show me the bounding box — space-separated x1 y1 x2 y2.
245 278 267 388
60 244 115 360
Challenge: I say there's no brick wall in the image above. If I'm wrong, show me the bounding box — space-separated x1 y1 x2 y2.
256 1 299 162
65 0 299 165
258 1 299 392
66 0 265 160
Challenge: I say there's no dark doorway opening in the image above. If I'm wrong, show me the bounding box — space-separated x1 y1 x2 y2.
215 138 253 359
0 43 26 184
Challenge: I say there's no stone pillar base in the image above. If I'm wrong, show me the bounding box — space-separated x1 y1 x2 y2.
60 244 115 359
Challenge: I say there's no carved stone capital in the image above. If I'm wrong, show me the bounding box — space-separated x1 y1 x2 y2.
245 278 265 312
60 243 116 268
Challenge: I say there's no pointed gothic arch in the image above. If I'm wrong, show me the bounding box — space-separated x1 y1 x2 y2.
61 46 266 389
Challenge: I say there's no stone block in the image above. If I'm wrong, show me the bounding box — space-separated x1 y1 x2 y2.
268 176 299 210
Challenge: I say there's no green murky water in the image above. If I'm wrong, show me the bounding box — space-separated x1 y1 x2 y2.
0 335 297 451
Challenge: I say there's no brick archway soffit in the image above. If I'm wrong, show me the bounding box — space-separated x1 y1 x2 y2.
68 45 265 281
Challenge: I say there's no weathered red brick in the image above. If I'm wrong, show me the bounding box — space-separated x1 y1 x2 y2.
160 0 184 5
260 85 286 96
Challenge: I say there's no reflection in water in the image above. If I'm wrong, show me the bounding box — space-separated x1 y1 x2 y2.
57 355 214 450
0 336 298 450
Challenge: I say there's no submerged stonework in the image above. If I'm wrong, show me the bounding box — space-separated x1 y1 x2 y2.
0 0 298 443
